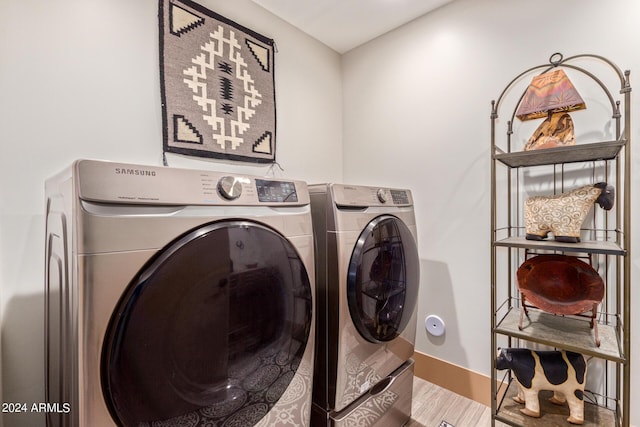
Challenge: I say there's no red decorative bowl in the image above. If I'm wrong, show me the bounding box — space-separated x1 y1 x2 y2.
516 255 604 315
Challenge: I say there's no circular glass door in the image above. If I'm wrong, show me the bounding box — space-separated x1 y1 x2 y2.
101 220 312 426
347 215 419 343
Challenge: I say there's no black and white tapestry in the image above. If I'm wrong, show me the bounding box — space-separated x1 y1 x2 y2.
160 0 276 163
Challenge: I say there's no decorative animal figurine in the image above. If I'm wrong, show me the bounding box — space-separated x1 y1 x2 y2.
496 348 587 425
524 182 614 242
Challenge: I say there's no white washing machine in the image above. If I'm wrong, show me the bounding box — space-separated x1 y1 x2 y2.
44 159 315 426
309 184 419 427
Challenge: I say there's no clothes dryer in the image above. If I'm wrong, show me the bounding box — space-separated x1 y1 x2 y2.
309 184 419 427
44 160 315 426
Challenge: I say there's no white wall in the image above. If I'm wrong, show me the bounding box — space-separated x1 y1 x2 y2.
343 0 640 424
0 0 342 425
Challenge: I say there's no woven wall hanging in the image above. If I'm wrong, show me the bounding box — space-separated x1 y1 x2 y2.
159 0 276 163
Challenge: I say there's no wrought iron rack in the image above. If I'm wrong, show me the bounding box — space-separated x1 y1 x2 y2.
490 53 631 427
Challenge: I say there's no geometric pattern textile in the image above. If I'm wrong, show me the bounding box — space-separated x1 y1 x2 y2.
160 0 276 163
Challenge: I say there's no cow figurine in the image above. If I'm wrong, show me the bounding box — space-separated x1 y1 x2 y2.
496 348 587 424
524 182 614 243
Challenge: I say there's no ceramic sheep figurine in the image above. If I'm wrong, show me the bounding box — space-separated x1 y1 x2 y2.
496 348 587 424
524 182 614 243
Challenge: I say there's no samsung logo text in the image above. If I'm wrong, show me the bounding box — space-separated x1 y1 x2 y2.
115 168 157 177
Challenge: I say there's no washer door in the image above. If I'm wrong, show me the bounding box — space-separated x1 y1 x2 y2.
347 215 419 343
102 220 312 426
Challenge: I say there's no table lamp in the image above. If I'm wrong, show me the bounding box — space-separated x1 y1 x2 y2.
516 68 586 151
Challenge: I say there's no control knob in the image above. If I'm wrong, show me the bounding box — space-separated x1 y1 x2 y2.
218 176 243 200
376 188 387 203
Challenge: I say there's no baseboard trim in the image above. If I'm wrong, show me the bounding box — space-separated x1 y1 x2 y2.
413 350 491 407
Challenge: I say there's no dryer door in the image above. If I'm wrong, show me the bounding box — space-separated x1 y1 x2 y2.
347 215 419 343
102 220 312 426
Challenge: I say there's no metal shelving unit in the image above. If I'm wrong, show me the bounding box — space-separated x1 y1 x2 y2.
490 53 631 427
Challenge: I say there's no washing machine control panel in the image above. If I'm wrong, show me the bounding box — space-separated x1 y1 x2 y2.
217 176 299 203
255 179 298 203
74 160 309 206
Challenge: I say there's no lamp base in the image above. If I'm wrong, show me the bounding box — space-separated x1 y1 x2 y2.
524 112 576 151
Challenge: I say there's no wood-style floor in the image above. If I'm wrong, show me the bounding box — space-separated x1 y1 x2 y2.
408 376 498 427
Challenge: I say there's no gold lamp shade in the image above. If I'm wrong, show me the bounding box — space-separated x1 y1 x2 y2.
516 69 586 121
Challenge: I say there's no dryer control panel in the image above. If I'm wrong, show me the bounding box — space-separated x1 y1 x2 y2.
331 184 413 208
